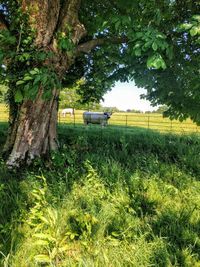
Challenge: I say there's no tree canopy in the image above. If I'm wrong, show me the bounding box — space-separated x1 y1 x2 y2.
59 79 101 110
0 1 199 119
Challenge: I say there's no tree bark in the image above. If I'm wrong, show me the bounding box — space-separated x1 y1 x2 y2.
5 88 59 168
2 0 121 167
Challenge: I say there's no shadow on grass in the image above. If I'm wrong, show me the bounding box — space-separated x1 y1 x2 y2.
0 122 200 264
151 207 200 265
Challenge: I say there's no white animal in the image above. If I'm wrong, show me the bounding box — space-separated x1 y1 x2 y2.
62 108 74 117
83 112 112 126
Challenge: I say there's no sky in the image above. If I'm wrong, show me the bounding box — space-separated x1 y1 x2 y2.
101 81 157 112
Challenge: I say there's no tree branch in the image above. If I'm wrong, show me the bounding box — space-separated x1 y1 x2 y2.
76 36 128 54
58 0 87 44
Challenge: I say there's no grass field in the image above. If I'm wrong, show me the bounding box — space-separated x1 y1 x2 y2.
0 123 200 266
58 111 200 134
1 104 199 134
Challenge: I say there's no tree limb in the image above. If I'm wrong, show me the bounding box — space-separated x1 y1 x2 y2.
58 0 87 44
76 36 128 54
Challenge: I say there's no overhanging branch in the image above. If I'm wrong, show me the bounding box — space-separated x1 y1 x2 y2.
76 36 128 54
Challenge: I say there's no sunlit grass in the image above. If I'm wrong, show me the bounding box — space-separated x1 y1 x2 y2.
0 104 8 122
0 103 199 133
0 123 200 266
58 110 200 134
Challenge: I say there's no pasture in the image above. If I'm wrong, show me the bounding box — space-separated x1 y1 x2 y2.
0 123 200 266
1 104 199 134
58 110 200 134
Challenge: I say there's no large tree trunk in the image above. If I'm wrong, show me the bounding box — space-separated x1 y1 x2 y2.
4 87 59 168
1 0 88 167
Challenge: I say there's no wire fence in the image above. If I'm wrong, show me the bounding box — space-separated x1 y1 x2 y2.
57 111 200 134
0 106 199 134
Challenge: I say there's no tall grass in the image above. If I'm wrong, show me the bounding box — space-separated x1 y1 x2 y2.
0 124 200 266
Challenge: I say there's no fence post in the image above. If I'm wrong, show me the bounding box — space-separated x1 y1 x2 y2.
147 115 150 129
73 113 75 127
125 115 128 128
170 120 172 132
58 112 60 124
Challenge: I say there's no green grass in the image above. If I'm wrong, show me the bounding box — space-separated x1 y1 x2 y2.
0 124 200 266
58 111 200 134
0 104 8 122
1 103 200 133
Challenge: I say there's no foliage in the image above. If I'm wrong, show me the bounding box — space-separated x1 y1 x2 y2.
76 1 200 124
0 1 60 104
0 0 199 124
126 109 142 113
59 79 101 110
57 30 75 52
178 15 200 41
15 67 61 102
0 85 7 103
0 123 200 266
154 105 168 114
100 106 120 112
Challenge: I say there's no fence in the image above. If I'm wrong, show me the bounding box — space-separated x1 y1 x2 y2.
57 111 200 134
0 106 199 134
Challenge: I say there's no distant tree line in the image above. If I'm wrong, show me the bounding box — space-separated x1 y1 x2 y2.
126 109 143 113
144 106 168 114
0 83 168 115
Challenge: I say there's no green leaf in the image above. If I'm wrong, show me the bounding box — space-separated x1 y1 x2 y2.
33 75 42 85
190 27 199 36
147 54 166 70
152 42 158 51
23 75 33 81
192 15 200 22
135 48 141 56
179 23 193 31
14 90 23 103
160 59 167 69
147 55 155 68
16 80 25 86
166 46 173 60
135 32 143 39
143 41 152 49
30 68 40 75
23 53 31 60
102 21 108 28
156 33 166 39
115 20 121 30
41 74 48 85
